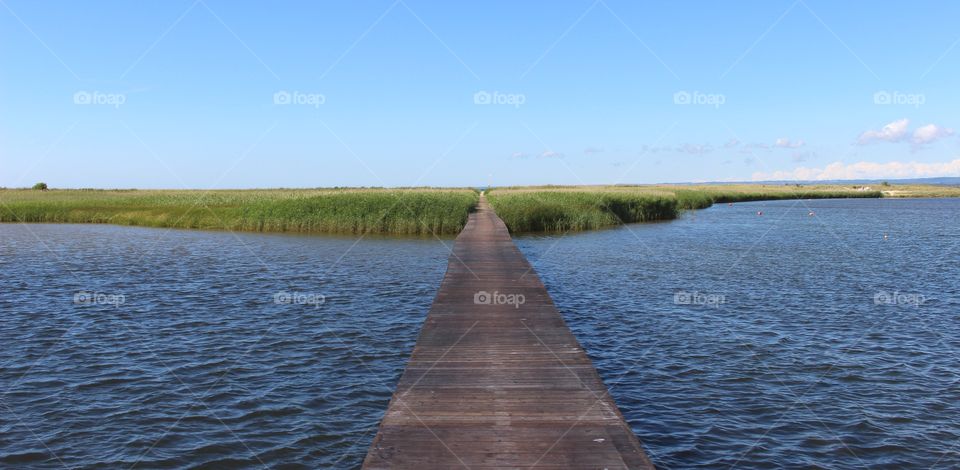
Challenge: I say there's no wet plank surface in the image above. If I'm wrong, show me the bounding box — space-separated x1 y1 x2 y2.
362 196 654 469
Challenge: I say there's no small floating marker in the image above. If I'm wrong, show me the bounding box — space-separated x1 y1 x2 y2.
808 211 815 216
593 438 606 443
883 233 888 240
757 210 763 216
728 202 733 206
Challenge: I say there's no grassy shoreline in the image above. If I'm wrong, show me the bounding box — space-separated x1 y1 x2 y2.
0 188 479 236
486 184 888 232
1 184 956 235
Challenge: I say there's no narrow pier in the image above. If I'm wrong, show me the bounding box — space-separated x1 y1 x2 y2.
363 196 654 469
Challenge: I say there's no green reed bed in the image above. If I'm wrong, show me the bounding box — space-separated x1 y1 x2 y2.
485 191 677 232
0 183 917 235
0 188 479 235
486 185 887 232
672 187 883 210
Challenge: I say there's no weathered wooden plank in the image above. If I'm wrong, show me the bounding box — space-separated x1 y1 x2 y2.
362 196 654 469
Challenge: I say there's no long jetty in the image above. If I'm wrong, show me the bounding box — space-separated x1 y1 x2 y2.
362 195 654 469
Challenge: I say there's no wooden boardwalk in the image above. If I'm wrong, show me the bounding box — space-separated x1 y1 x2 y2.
362 196 654 469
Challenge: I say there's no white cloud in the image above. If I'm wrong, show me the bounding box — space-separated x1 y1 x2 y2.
584 146 604 154
774 138 805 148
752 158 960 181
510 151 529 159
723 139 740 148
911 124 954 145
538 150 563 158
857 118 910 144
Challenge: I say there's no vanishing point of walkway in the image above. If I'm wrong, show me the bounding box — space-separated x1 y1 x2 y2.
362 196 654 469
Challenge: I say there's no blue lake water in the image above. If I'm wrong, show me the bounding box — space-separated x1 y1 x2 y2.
515 198 960 469
2 198 958 468
0 225 450 468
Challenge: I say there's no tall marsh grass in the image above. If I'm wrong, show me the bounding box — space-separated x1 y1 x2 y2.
487 185 885 232
486 191 676 232
673 186 883 209
3 183 933 235
0 188 478 235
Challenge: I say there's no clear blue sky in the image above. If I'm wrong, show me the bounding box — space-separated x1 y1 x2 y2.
3 0 960 188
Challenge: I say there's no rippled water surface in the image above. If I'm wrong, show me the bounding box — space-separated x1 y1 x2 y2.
0 225 451 468
515 198 960 469
3 199 959 469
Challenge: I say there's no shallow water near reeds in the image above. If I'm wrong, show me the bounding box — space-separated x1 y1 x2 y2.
2 198 959 468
